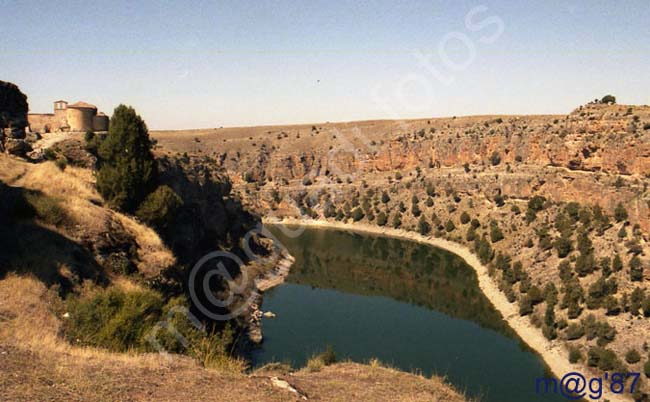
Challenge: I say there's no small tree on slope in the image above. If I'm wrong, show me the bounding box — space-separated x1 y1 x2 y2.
97 105 157 212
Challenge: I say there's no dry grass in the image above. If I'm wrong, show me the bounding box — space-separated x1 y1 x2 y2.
305 356 325 372
0 156 100 203
0 154 175 278
115 213 176 276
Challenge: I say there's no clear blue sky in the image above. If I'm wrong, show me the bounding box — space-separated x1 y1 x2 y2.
2 0 649 129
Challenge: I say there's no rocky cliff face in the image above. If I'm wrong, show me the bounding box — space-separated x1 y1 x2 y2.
159 103 649 232
155 155 260 263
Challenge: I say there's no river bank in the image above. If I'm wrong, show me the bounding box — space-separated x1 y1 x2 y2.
246 249 295 344
262 217 631 402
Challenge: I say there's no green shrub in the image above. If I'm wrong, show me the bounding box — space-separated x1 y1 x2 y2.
136 185 183 228
568 346 582 363
490 151 501 166
63 288 241 372
625 349 641 364
587 347 622 371
613 254 623 272
614 203 628 222
630 256 644 282
96 105 157 212
476 235 493 264
553 235 573 258
306 345 337 372
189 326 245 372
43 148 57 161
319 345 337 365
542 324 557 340
465 226 477 242
84 130 95 142
460 211 470 224
489 221 504 243
55 157 68 171
525 208 537 223
392 212 402 228
527 196 546 212
376 211 387 226
596 322 616 346
604 296 621 316
566 323 585 340
64 287 165 352
306 355 325 372
519 297 533 316
601 94 616 104
418 217 431 235
445 219 455 232
426 182 435 196
352 207 365 222
528 286 544 304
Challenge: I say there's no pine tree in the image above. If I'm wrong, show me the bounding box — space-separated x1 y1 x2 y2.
96 105 157 211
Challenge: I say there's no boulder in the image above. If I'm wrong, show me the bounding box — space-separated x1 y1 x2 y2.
4 138 32 156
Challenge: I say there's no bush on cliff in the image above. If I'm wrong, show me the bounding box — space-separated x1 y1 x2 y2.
418 217 431 235
376 211 388 226
64 286 165 352
601 94 616 104
625 349 641 364
136 185 183 229
63 287 244 371
553 235 573 258
614 203 628 222
630 256 644 282
351 207 365 222
97 105 157 212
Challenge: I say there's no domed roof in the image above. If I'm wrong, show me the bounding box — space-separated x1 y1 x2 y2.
67 101 97 110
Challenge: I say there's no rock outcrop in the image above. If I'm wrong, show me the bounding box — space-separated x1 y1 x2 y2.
0 81 30 156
